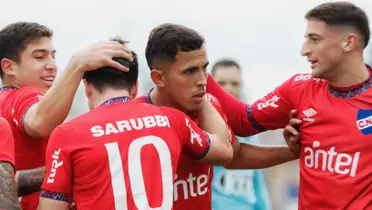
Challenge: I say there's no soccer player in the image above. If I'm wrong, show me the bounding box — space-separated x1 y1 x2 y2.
135 23 298 210
0 117 21 210
206 2 372 209
38 39 233 210
0 22 132 210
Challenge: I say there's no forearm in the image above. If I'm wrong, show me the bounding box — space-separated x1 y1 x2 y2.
25 59 84 138
206 75 256 136
225 143 298 169
198 101 230 147
0 162 21 210
16 166 45 196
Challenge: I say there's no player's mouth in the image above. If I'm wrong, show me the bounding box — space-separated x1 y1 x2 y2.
41 77 55 86
192 92 206 103
309 60 318 68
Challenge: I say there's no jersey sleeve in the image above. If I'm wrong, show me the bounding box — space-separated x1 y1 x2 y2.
0 118 15 167
206 73 297 136
206 93 236 145
40 126 72 203
8 86 44 133
163 107 211 160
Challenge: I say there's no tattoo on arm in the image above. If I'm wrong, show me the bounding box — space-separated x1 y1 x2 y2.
0 162 21 210
17 166 45 196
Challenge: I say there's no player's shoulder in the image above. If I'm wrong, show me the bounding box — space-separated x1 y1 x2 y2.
12 86 44 97
287 73 326 88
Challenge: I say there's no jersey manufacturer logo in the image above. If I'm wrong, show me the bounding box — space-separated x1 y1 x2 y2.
356 109 372 135
302 108 317 122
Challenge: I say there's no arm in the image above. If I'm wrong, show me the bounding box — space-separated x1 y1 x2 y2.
165 99 233 165
38 198 68 210
24 41 132 138
0 162 21 210
15 166 45 196
206 74 295 137
196 99 233 165
0 119 20 210
224 140 297 169
38 127 72 210
207 94 297 169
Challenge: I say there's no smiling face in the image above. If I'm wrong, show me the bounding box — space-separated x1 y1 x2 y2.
1 37 57 93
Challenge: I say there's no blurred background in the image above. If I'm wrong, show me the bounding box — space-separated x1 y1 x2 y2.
1 0 371 209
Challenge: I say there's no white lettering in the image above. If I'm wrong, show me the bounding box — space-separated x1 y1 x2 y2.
304 141 360 177
257 95 280 110
91 115 170 137
356 116 372 130
47 148 64 183
173 170 210 201
185 118 203 146
294 74 311 81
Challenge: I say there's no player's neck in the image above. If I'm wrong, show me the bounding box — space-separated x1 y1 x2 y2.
1 77 20 89
327 55 369 87
93 89 131 108
150 88 184 111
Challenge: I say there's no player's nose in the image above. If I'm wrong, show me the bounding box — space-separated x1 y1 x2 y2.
45 59 57 72
300 42 310 57
196 69 207 87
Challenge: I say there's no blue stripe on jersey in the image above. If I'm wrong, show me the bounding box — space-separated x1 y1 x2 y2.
247 105 267 132
40 189 71 203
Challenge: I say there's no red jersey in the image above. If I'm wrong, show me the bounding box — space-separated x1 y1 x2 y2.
0 117 15 167
41 96 211 210
0 86 46 210
207 70 372 209
134 92 235 210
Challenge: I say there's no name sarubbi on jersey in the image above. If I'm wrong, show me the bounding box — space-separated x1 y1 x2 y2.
304 141 360 177
90 115 170 137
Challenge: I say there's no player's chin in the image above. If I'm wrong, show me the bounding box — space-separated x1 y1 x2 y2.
311 68 323 78
186 102 203 112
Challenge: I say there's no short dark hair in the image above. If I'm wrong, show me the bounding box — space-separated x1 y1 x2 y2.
0 22 53 78
211 58 241 76
305 2 370 48
83 38 138 93
145 23 204 70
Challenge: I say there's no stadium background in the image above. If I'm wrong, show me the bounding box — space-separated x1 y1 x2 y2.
1 0 371 209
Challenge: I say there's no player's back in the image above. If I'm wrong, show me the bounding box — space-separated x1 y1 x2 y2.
134 92 234 210
59 101 186 210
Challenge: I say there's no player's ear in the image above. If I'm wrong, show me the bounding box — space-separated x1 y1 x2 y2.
1 58 17 77
83 79 92 99
150 69 165 88
131 80 139 99
342 33 358 52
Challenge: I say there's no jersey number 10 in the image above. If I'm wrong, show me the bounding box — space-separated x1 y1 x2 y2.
104 135 173 210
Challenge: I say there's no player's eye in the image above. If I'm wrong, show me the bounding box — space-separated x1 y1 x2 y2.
34 56 44 60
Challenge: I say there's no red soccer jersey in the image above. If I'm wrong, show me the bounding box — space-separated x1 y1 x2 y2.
0 86 46 210
0 117 15 167
41 97 211 210
134 92 235 210
207 70 372 209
